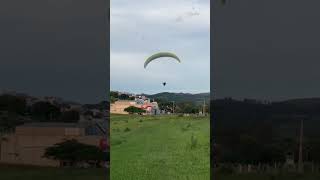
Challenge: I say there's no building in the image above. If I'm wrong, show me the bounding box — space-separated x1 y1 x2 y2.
110 100 137 114
0 122 107 167
141 102 161 115
110 98 160 115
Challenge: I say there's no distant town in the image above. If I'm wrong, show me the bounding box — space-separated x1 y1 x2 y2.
110 91 210 116
0 90 109 168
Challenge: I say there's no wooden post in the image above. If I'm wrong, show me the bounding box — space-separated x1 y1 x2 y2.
298 119 304 173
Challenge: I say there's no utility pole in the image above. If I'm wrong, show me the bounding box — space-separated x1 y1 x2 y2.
203 99 206 116
172 101 175 114
0 131 2 161
298 118 304 173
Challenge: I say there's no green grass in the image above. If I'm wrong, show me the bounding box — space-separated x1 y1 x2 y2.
110 114 210 180
0 164 107 180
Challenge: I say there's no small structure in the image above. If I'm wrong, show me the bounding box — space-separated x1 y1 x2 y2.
0 122 106 167
110 100 137 114
110 97 160 115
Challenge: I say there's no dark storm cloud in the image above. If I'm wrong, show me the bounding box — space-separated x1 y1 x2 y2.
212 0 320 101
0 0 108 103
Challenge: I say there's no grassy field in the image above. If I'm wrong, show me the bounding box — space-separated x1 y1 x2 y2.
110 114 210 180
0 164 107 180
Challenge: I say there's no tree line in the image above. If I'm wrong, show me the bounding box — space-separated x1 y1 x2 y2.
0 94 80 131
212 98 320 166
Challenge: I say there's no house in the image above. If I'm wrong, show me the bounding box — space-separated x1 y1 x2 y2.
0 122 107 167
110 98 160 115
141 102 160 115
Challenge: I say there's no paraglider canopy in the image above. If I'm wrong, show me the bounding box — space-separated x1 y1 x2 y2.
144 52 181 69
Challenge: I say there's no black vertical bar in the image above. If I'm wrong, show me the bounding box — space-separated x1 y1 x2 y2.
105 0 110 179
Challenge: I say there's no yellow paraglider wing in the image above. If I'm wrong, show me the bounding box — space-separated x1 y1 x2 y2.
144 52 181 68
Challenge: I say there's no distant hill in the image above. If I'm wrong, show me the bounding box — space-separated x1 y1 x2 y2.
142 92 210 104
213 97 320 138
83 101 109 110
278 97 320 106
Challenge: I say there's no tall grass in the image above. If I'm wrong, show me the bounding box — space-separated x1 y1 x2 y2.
110 114 210 180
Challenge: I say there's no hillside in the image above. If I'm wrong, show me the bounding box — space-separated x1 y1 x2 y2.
142 92 210 105
213 97 320 164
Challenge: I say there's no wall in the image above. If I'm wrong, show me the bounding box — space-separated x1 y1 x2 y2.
0 127 103 167
110 100 137 114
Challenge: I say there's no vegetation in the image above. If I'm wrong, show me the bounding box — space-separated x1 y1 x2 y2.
0 95 26 115
83 101 109 111
213 98 320 167
124 106 146 115
111 92 210 114
111 91 135 101
146 92 210 105
111 114 210 180
44 139 108 167
0 95 27 131
60 110 80 123
0 94 93 131
30 101 61 121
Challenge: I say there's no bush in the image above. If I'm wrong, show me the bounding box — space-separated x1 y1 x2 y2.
111 139 123 146
216 165 235 175
0 95 26 115
60 110 80 123
124 127 131 132
124 106 146 115
186 123 191 128
190 134 198 149
30 101 61 121
44 139 107 167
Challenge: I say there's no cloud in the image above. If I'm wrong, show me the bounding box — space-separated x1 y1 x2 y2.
111 0 210 94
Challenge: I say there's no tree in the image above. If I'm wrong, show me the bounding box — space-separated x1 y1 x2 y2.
110 96 116 103
156 98 173 112
44 139 107 167
175 102 199 114
119 94 130 100
0 95 26 115
83 110 94 117
124 106 146 115
0 112 25 131
60 110 80 123
110 91 119 103
30 101 61 121
110 91 119 98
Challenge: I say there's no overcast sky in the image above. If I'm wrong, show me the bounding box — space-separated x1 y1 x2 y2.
0 0 107 104
111 0 210 95
4 0 319 103
213 0 320 101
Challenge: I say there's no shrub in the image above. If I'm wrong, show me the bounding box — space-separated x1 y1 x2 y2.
44 139 107 167
190 134 198 149
217 165 235 175
124 106 146 115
